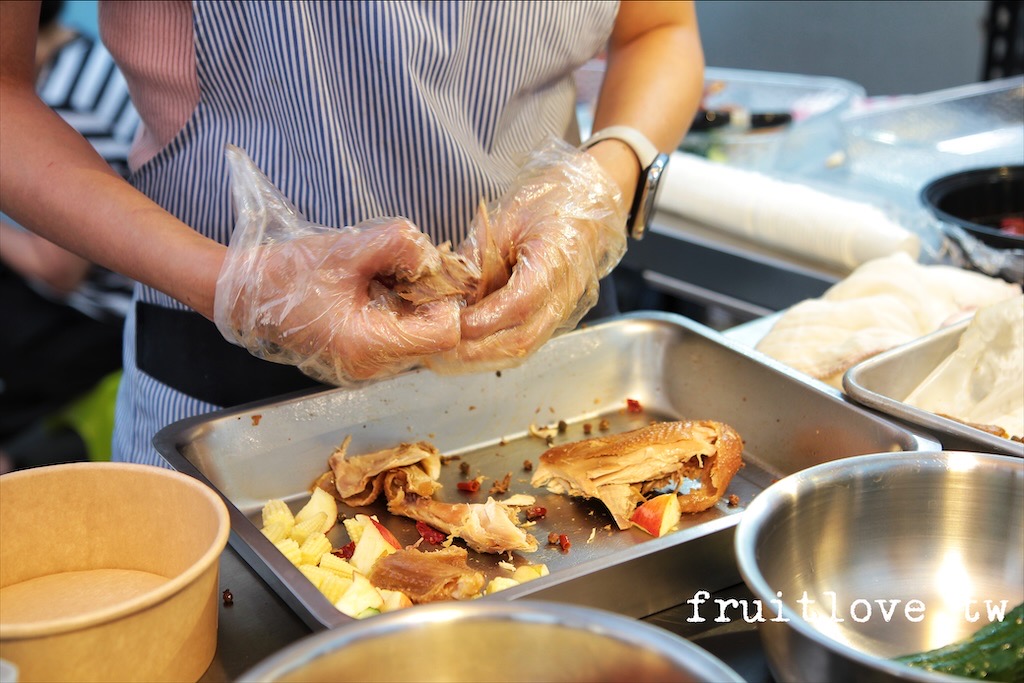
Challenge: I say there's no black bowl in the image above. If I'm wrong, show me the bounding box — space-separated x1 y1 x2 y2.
921 165 1024 250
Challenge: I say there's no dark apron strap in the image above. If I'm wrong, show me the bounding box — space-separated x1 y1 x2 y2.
134 301 327 407
136 275 618 407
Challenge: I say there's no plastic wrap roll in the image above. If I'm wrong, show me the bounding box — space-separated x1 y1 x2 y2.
657 152 920 270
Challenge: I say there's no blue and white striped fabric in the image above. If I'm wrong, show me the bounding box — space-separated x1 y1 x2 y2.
113 0 619 466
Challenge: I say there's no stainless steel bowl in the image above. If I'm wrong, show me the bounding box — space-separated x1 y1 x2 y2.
237 600 744 683
735 451 1024 683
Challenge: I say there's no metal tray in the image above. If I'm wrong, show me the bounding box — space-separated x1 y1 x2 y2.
155 312 939 631
844 321 1024 457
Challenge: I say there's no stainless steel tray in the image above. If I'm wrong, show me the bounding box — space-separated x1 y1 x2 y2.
844 321 1024 457
155 312 940 631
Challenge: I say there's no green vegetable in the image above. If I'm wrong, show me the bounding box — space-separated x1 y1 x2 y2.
894 602 1023 681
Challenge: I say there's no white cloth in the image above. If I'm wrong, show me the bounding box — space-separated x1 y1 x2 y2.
905 294 1024 439
754 252 1021 388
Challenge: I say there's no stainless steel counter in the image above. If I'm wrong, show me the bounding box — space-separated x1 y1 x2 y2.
619 209 846 322
200 548 309 682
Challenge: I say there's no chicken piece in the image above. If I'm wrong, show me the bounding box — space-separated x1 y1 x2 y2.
368 546 485 603
465 200 511 304
385 485 539 555
327 436 442 507
531 420 743 530
391 242 481 306
323 438 537 554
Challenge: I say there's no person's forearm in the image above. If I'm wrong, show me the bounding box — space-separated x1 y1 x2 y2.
586 1 705 204
0 84 225 318
593 25 704 151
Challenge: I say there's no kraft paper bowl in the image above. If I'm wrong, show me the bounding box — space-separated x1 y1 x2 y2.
735 451 1024 682
0 462 230 682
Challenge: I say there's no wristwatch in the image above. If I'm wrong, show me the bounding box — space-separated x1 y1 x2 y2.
581 125 670 240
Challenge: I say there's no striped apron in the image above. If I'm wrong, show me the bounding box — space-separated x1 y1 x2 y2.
108 1 618 466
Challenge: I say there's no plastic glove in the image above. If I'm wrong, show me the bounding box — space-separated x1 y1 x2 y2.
214 145 467 386
428 136 628 373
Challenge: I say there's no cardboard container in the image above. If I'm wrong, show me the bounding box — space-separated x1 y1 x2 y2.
0 462 230 682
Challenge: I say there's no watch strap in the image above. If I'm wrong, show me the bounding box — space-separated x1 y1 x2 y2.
580 125 660 169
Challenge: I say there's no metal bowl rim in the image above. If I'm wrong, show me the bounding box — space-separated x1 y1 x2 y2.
734 450 1023 683
238 600 745 682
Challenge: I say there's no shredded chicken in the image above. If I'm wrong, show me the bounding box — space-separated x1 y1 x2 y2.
324 437 538 554
391 243 481 305
530 420 744 530
465 200 511 304
385 200 508 308
386 485 538 554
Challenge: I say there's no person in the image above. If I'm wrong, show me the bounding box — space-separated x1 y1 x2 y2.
0 1 705 467
0 0 134 473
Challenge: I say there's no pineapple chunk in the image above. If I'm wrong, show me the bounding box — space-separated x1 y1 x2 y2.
295 488 338 534
485 576 521 594
511 563 549 584
290 512 327 544
299 532 332 566
262 499 294 530
318 553 356 579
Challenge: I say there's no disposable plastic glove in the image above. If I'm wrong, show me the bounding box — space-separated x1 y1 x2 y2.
214 146 467 386
428 136 628 372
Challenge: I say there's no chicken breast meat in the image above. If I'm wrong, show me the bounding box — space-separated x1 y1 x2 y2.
530 420 744 530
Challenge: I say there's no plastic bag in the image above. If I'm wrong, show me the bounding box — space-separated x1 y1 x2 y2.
214 136 628 387
428 136 628 373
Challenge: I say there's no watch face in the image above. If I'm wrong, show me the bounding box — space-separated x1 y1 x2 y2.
632 153 670 240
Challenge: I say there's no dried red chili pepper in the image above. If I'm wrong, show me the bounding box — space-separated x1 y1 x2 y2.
457 479 480 493
558 534 571 553
334 542 355 560
525 506 547 521
416 521 447 545
626 398 642 413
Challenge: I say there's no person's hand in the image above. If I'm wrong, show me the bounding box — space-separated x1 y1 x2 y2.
429 137 628 372
214 146 464 386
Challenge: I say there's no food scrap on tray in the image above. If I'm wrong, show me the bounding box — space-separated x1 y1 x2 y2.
259 496 548 618
530 420 744 531
316 436 538 554
282 415 745 617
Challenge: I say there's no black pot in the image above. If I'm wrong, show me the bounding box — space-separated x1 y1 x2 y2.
921 165 1024 250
